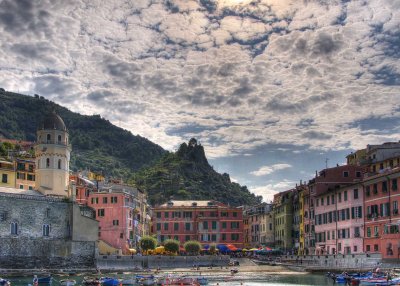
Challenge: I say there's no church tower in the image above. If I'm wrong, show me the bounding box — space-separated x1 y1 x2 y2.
34 111 71 197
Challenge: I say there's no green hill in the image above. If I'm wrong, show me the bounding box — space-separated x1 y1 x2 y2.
0 89 166 178
130 138 262 206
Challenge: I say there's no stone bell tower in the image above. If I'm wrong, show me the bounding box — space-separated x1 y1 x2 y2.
34 111 71 196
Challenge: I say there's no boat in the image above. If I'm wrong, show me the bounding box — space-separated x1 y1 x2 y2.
82 277 101 286
359 277 400 286
0 278 10 286
120 278 136 285
195 277 208 285
60 280 76 286
156 276 200 286
136 275 155 286
100 277 120 286
33 275 52 284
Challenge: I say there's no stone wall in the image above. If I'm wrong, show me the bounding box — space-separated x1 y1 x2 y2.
96 255 230 270
0 238 96 269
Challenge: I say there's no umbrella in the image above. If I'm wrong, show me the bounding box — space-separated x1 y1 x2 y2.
249 248 258 251
242 248 249 251
154 246 165 254
129 248 137 254
226 244 238 251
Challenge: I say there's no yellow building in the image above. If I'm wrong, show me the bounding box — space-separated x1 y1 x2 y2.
298 185 306 255
0 159 16 188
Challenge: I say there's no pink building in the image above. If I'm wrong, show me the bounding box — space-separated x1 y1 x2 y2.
314 183 364 255
311 165 364 255
86 183 144 254
152 200 244 248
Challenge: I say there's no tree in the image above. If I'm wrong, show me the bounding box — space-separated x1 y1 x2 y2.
139 236 157 252
209 243 217 254
184 240 201 255
163 239 179 253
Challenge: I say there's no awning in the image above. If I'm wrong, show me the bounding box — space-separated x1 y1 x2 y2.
129 248 137 253
226 244 238 251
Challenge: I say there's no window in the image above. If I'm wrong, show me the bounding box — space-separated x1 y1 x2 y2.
58 135 62 143
185 235 190 241
203 221 208 230
365 186 370 197
19 185 23 189
156 223 161 231
174 223 179 231
212 221 217 230
231 222 239 229
316 199 319 207
112 220 119 226
353 189 359 199
58 159 62 169
211 234 217 241
222 233 226 241
344 191 348 201
185 223 191 231
233 212 238 217
29 186 33 190
103 197 108 204
172 211 181 218
392 179 398 191
47 134 51 142
354 227 360 237
221 212 228 217
120 233 123 239
231 233 239 241
46 158 50 168
366 245 370 252
27 174 35 181
156 212 161 219
164 223 169 230
183 211 192 218
393 201 398 214
43 224 50 237
98 209 105 217
165 212 169 218
111 196 118 203
382 181 388 193
374 226 379 237
10 222 18 235
338 193 342 202
222 222 227 229
374 244 379 252
327 196 330 205
1 174 8 183
356 171 361 178
343 171 349 177
373 184 378 194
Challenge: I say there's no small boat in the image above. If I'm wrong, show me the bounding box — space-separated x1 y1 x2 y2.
195 277 208 285
100 277 120 286
59 280 76 286
0 278 11 286
136 275 155 286
359 277 400 286
82 277 100 286
120 278 136 285
33 275 52 284
230 268 238 274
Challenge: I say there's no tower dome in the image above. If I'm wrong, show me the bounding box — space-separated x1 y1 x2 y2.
38 111 67 131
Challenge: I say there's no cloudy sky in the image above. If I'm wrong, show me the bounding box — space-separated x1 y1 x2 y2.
1 0 400 202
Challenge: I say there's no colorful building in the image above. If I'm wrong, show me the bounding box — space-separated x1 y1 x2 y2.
298 184 306 255
15 158 35 190
274 190 294 252
0 159 15 188
243 203 273 248
152 200 244 248
86 182 146 254
363 168 400 260
314 183 364 255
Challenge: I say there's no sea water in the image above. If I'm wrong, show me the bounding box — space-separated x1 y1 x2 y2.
4 273 329 286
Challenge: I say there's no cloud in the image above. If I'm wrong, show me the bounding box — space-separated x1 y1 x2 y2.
250 179 296 202
250 163 292 176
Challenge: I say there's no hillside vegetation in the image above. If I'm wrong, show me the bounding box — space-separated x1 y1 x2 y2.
131 138 262 206
0 89 166 178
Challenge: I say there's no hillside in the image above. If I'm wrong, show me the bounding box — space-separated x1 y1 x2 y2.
130 138 262 206
0 89 166 178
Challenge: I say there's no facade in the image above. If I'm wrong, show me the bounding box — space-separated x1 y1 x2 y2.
363 169 400 260
274 190 294 252
34 111 71 197
314 183 364 255
152 200 244 248
15 158 35 190
298 185 306 255
87 182 146 254
0 160 15 188
243 203 273 248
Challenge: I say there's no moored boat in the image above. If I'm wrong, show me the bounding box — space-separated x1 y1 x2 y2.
136 275 155 286
82 277 101 286
100 277 120 286
0 278 11 286
33 275 52 284
59 279 76 286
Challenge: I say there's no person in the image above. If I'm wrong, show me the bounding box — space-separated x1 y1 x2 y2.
33 275 38 286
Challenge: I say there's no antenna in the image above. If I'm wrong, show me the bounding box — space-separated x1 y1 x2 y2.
325 158 329 169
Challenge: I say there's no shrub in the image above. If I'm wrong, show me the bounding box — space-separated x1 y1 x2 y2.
184 240 201 255
164 239 180 253
139 236 157 252
209 243 217 254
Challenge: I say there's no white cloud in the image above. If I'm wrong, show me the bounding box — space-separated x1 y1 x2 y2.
250 179 296 202
250 163 292 176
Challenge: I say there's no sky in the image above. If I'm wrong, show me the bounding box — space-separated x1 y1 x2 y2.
0 0 400 202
